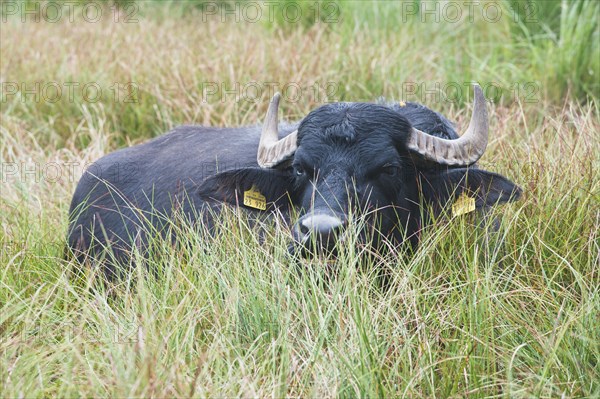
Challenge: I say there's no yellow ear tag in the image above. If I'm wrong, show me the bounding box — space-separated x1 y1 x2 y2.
452 193 476 217
243 186 267 210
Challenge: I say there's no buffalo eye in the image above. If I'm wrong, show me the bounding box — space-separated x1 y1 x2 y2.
294 165 306 177
380 163 400 177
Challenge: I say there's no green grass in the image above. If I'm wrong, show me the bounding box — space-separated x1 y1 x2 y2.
1 0 599 397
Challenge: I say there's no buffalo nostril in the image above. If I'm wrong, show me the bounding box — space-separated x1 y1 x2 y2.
299 223 309 235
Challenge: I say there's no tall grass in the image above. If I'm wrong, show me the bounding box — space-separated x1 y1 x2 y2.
1 0 599 397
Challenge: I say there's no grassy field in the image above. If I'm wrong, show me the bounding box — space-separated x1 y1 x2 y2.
1 0 599 397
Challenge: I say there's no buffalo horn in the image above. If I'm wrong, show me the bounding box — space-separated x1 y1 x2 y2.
406 84 489 166
257 93 298 168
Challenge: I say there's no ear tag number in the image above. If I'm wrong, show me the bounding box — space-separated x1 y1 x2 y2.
452 193 476 217
243 186 267 210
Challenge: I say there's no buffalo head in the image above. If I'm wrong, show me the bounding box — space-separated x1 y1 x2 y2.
199 85 521 255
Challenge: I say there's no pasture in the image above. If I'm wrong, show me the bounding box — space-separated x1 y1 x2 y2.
1 1 599 397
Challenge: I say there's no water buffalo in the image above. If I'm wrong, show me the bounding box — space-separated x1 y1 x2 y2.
67 85 521 277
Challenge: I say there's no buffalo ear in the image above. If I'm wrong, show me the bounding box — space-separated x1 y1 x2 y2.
418 168 522 214
197 168 296 211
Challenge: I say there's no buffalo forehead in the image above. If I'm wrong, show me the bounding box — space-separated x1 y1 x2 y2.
299 103 410 145
295 132 400 173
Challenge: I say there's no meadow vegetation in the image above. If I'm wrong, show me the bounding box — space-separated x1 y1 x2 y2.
1 0 599 397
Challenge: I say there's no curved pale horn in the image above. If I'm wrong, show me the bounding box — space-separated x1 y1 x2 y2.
257 93 298 168
406 84 488 166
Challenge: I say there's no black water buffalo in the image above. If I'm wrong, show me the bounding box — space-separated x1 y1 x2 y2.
67 85 521 276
